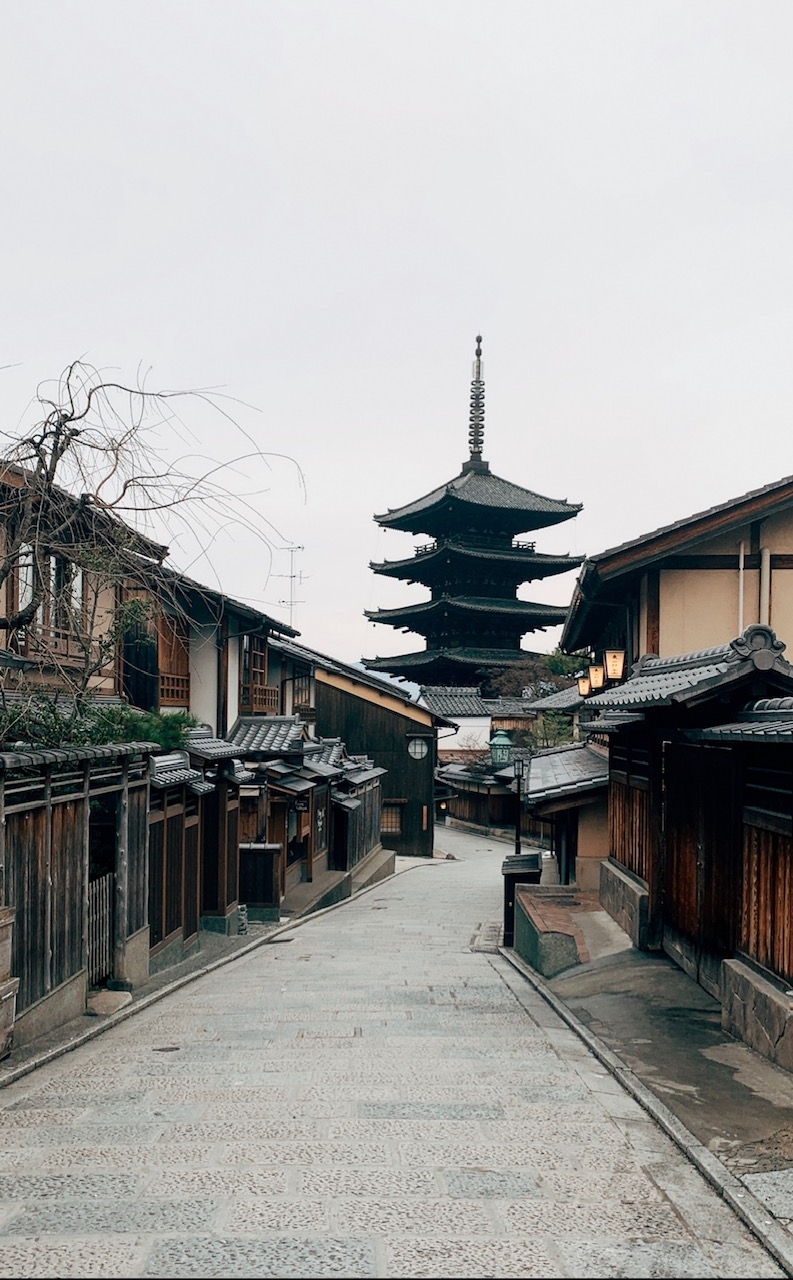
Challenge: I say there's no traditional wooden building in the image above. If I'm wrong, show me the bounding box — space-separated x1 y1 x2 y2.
1 741 159 1047
562 471 793 669
522 742 609 889
121 569 297 735
267 636 452 858
363 337 583 692
583 623 793 1069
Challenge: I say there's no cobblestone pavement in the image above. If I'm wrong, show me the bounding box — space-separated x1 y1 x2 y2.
0 829 788 1278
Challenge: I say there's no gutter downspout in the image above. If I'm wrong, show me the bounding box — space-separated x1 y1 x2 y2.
760 546 771 626
738 540 745 632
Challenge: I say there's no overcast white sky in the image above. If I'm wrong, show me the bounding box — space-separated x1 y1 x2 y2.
3 1 793 673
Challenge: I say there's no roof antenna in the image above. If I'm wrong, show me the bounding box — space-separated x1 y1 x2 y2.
467 334 485 464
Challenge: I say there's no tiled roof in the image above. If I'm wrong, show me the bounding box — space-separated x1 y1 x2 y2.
365 647 547 672
304 738 346 766
227 715 305 755
185 727 244 759
580 472 793 571
371 542 582 577
420 687 491 716
527 743 609 803
522 684 582 711
0 741 158 770
150 751 204 789
563 473 793 651
685 696 793 743
585 626 793 712
366 596 568 623
486 696 537 717
586 649 734 709
268 636 420 705
376 467 581 526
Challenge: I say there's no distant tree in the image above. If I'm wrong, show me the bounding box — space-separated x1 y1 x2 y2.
484 647 581 700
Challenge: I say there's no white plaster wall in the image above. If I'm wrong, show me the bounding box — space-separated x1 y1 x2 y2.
227 634 240 730
189 623 219 732
659 569 752 655
436 714 493 751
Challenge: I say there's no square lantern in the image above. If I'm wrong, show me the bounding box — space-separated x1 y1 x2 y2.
604 649 627 682
588 662 606 691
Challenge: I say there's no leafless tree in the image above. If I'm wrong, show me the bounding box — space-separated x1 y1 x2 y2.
0 360 303 723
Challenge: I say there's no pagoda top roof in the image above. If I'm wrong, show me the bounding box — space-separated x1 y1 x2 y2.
375 463 581 533
374 337 582 535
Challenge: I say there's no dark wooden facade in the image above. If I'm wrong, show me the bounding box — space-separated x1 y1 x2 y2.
597 630 793 1010
315 678 435 857
1 745 155 1038
331 774 383 873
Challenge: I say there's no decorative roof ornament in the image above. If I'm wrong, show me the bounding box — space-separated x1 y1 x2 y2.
467 334 486 465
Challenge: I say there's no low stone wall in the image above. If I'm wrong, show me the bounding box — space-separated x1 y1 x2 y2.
513 887 585 978
14 970 86 1048
722 958 793 1072
600 858 650 950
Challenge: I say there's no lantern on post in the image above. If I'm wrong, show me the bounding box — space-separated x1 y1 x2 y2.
489 730 514 769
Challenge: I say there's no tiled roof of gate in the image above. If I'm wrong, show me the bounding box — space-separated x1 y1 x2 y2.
227 715 305 754
585 642 738 709
685 696 793 743
527 743 609 803
523 684 582 711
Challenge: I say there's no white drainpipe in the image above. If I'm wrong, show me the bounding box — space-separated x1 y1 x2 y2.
738 540 745 632
760 546 771 626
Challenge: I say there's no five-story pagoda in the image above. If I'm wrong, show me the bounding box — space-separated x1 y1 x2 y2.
362 337 583 690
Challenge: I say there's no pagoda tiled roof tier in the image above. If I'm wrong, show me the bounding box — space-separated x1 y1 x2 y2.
374 462 581 537
365 595 568 628
363 645 537 682
370 539 582 584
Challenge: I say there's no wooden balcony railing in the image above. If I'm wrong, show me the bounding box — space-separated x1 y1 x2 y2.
19 624 101 668
241 684 280 715
160 672 190 706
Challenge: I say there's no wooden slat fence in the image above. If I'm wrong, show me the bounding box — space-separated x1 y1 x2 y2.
88 872 114 986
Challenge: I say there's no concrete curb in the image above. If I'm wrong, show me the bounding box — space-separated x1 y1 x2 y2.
496 945 793 1279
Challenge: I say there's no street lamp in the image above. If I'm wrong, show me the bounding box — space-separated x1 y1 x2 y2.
513 755 525 857
489 729 514 769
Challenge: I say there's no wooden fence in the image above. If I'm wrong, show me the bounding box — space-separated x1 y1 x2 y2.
88 873 114 986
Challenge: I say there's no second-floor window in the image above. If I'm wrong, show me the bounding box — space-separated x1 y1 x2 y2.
158 613 190 706
13 545 88 661
240 635 278 714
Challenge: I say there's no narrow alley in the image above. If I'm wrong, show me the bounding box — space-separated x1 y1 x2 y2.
0 828 786 1279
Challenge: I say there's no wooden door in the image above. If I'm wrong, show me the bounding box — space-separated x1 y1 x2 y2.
663 743 739 996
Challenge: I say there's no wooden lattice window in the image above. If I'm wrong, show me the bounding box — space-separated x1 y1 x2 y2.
158 614 190 706
241 635 277 713
381 801 405 835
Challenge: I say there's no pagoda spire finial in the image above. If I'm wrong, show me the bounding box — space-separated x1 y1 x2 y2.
467 333 485 464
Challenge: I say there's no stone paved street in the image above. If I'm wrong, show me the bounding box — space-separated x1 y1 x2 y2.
0 828 786 1278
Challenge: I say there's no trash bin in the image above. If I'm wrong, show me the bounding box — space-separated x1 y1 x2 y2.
501 851 542 948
